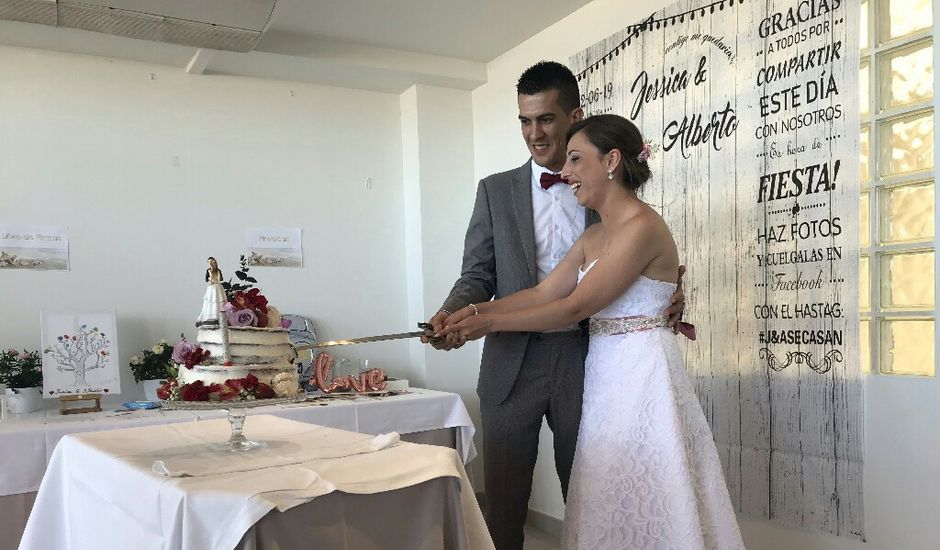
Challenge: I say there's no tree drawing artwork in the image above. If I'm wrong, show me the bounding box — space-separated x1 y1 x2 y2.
43 324 112 387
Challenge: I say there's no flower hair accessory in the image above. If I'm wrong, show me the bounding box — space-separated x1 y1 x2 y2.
637 141 658 163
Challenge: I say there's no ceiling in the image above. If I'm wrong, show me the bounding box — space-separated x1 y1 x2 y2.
267 0 588 62
0 0 594 93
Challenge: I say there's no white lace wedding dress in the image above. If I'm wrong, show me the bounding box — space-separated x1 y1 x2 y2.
562 260 745 550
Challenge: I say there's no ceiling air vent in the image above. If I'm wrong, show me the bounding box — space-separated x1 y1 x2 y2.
0 0 277 52
0 0 56 25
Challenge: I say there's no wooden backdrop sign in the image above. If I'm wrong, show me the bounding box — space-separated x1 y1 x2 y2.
570 0 862 538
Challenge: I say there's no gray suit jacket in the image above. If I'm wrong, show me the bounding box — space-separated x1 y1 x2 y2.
442 160 600 405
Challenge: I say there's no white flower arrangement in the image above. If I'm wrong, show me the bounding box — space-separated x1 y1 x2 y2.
129 340 177 384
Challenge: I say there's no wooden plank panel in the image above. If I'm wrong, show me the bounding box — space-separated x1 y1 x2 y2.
570 0 863 538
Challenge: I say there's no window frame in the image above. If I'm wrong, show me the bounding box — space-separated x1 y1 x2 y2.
860 0 937 376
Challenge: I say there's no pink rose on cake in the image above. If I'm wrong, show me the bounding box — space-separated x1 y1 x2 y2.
231 289 269 327
223 303 258 327
172 339 210 370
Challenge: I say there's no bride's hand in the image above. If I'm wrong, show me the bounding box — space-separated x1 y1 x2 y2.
439 314 493 342
422 310 460 350
443 305 476 327
665 265 686 332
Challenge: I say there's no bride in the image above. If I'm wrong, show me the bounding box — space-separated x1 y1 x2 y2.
441 114 745 549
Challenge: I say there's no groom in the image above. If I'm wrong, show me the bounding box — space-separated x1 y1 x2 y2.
427 61 684 550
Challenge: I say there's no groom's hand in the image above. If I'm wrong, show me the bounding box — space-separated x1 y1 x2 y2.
665 265 686 333
421 310 463 350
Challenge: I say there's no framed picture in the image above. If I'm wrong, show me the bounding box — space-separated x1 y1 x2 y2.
41 311 121 397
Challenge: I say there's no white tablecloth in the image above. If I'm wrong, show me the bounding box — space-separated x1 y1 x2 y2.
0 389 476 497
18 416 493 550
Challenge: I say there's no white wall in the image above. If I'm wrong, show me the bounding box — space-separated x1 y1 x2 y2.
0 44 420 399
400 84 484 481
471 1 940 549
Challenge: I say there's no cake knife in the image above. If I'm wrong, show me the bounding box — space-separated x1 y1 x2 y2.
294 323 444 350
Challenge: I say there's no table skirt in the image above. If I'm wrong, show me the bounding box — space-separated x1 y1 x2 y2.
238 477 467 550
2 427 457 550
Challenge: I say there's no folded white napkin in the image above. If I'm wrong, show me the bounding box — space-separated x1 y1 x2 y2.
370 432 399 451
152 431 400 477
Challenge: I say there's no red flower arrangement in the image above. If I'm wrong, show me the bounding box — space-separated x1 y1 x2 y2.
156 373 276 402
225 289 271 328
156 378 179 400
219 255 284 329
234 288 268 315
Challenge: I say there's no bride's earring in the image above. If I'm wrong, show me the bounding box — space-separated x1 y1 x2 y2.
607 171 613 180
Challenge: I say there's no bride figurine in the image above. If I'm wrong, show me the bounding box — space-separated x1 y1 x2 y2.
196 256 226 327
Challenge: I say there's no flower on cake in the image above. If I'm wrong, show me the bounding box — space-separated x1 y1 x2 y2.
223 303 258 327
171 338 210 370
267 307 284 329
217 255 282 329
156 378 179 400
225 373 277 399
180 380 211 401
234 288 268 314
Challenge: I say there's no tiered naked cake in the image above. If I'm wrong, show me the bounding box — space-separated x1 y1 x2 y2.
158 257 300 402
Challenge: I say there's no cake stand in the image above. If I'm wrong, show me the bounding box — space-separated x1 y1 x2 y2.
160 396 303 451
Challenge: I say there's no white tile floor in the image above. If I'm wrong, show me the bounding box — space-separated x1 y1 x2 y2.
523 524 561 550
475 493 561 550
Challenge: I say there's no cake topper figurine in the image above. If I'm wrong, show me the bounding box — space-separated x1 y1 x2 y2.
196 257 225 327
196 256 231 363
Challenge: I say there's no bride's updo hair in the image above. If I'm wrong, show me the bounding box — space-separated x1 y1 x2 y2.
565 114 651 191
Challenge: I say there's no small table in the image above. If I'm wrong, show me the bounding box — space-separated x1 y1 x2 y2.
0 389 477 550
19 415 494 550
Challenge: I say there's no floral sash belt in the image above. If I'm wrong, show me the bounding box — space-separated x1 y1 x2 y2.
589 315 697 340
589 315 668 337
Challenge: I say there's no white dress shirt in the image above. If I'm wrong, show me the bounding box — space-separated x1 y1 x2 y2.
530 160 586 283
530 160 585 332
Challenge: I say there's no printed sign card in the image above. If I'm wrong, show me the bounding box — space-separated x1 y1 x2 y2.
0 225 69 271
245 227 302 267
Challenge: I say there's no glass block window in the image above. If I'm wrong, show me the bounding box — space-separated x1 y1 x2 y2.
861 0 936 376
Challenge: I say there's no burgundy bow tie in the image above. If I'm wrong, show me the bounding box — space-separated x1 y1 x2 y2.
539 172 568 190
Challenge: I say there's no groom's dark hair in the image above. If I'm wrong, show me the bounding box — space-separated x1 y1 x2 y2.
516 61 581 113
